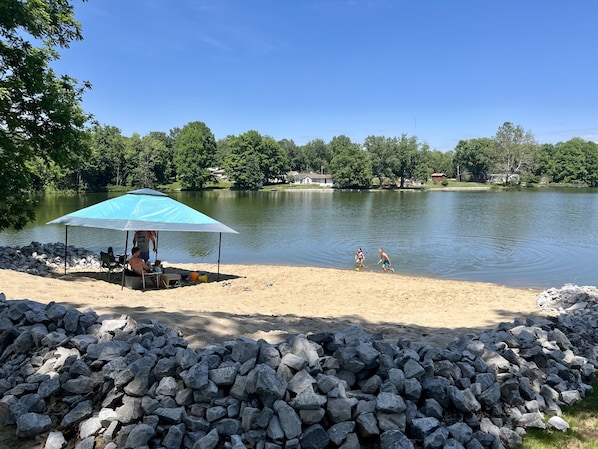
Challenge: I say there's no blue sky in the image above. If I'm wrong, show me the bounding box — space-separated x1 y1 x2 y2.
52 0 598 152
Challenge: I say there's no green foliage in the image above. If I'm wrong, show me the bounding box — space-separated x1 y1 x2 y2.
303 138 332 173
492 122 539 183
364 135 397 183
363 134 428 187
224 130 288 190
279 138 306 172
453 137 493 181
393 134 422 187
427 149 454 177
173 121 216 189
0 0 91 230
520 383 598 449
258 135 290 183
216 135 234 168
329 135 372 188
547 138 598 187
148 131 176 185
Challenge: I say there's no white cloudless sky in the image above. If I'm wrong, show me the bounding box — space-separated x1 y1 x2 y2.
52 0 598 152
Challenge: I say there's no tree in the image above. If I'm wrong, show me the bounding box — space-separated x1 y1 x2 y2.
302 138 332 173
0 0 91 230
224 130 289 189
216 136 234 168
427 149 454 177
225 131 264 190
391 134 420 188
258 136 289 184
453 138 493 181
279 138 306 172
492 122 538 184
77 125 126 190
148 131 176 185
582 140 598 187
173 121 217 189
412 143 432 183
364 135 397 186
550 138 587 185
329 135 372 188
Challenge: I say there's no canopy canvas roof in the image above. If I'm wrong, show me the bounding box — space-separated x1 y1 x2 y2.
47 188 238 284
47 188 238 234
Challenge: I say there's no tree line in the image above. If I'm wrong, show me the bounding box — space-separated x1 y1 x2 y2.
2 0 597 232
36 121 598 193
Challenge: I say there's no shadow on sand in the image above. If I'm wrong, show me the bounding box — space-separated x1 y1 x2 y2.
49 266 242 289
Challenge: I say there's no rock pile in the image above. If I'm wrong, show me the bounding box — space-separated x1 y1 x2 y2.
0 241 100 275
0 283 596 449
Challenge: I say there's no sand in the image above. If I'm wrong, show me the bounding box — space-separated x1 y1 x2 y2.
0 263 545 349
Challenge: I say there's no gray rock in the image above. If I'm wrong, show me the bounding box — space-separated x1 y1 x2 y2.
79 416 102 439
246 364 288 408
181 361 210 390
327 421 355 446
410 417 440 440
327 397 358 423
377 392 407 413
163 423 185 449
44 430 67 449
61 400 93 427
16 412 52 438
300 423 331 449
208 365 239 386
124 423 155 448
193 428 219 449
380 429 414 449
273 400 302 439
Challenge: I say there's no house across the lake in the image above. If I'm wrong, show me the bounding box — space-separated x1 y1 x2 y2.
430 173 447 182
288 171 333 186
488 173 520 184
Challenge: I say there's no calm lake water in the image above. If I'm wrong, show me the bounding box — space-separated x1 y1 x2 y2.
1 189 597 290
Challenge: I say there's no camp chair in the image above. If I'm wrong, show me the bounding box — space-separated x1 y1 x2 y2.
100 251 123 281
123 265 159 291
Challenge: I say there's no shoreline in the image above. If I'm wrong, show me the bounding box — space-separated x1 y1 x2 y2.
0 263 545 349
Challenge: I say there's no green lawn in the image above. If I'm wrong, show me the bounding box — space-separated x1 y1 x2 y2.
520 384 598 449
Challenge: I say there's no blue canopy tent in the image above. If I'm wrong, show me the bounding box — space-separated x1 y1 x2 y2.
47 188 238 284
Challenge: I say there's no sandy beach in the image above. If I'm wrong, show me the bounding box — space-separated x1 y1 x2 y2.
0 263 545 349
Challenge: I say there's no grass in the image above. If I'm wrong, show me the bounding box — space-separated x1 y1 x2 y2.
422 180 494 189
520 384 598 449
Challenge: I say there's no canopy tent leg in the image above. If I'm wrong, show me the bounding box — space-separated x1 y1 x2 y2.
121 231 129 290
217 232 222 281
63 226 68 275
155 231 159 262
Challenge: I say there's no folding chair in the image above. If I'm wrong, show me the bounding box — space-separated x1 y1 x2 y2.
100 251 123 281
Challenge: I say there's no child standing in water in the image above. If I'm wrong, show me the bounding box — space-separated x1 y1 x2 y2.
355 247 365 268
377 248 395 272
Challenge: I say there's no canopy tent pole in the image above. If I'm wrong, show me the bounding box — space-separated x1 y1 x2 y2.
121 231 129 290
155 231 159 262
63 226 68 275
217 233 222 281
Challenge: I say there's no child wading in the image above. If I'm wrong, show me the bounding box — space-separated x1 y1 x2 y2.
377 248 395 272
355 247 365 269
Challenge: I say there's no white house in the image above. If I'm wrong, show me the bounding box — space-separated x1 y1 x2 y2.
288 171 333 186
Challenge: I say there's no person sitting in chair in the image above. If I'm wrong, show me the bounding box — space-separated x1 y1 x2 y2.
108 246 125 265
128 246 152 276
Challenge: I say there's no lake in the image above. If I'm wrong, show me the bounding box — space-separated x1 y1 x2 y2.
1 188 597 290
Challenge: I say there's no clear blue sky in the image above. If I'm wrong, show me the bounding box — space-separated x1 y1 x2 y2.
52 0 598 152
